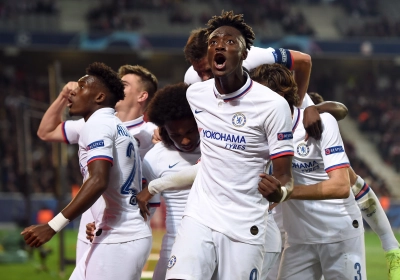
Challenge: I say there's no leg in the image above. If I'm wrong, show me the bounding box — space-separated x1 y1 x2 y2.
278 243 322 280
262 252 280 279
166 216 216 280
85 237 152 280
214 231 264 280
319 235 366 280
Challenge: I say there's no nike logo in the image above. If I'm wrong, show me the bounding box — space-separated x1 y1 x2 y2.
194 109 203 114
169 162 179 168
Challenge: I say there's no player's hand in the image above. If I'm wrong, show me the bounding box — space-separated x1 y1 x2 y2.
21 224 56 248
152 128 161 144
86 222 96 243
60 81 78 99
136 187 153 221
258 173 283 203
303 105 322 140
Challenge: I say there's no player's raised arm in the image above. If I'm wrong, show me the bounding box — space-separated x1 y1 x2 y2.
37 81 78 142
289 50 311 104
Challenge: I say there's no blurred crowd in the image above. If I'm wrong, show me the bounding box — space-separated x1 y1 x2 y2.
0 0 58 18
0 66 81 194
341 71 400 174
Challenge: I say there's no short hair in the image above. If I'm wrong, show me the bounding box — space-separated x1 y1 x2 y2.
308 92 324 105
86 62 125 105
118 64 158 107
146 82 193 147
205 10 255 51
184 28 208 63
250 63 299 113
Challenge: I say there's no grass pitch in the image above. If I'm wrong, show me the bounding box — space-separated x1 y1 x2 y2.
0 229 395 280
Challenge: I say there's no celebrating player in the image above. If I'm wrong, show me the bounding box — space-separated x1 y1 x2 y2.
251 63 365 279
134 82 200 280
165 11 294 280
35 64 159 264
22 62 151 280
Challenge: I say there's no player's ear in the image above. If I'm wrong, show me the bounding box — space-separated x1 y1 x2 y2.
95 91 106 104
241 50 248 61
138 91 148 103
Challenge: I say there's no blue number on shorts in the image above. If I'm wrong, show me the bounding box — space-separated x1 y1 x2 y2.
249 268 257 280
354 262 362 280
121 142 137 205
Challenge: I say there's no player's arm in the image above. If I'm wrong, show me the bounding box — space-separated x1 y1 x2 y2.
290 167 350 200
259 156 294 203
289 50 311 104
137 163 199 219
21 160 110 247
37 81 78 142
303 101 348 140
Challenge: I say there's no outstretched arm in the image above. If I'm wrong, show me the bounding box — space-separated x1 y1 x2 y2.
21 160 110 247
290 168 350 200
37 81 78 142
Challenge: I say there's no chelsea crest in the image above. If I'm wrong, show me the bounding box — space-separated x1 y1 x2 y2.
297 143 310 157
232 112 246 127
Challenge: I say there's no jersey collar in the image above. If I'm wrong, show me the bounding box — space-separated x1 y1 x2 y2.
123 115 145 129
213 72 253 102
89 107 115 119
292 107 300 133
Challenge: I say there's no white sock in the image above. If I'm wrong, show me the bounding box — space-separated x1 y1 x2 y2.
352 175 399 252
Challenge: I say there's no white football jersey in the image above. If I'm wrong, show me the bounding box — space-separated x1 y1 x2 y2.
299 93 315 109
63 114 158 242
283 107 363 244
184 74 294 245
77 108 151 243
123 115 157 160
184 46 294 84
142 142 201 252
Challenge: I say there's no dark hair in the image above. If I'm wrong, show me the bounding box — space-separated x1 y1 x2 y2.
184 28 208 63
308 92 324 105
86 62 125 105
146 82 193 147
118 64 158 108
205 10 255 51
250 63 299 113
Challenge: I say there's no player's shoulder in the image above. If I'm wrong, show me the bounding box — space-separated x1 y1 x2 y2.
184 66 202 85
251 80 288 103
144 142 167 158
187 79 213 96
320 112 337 124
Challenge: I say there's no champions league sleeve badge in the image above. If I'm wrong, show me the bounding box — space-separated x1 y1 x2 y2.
296 142 310 157
232 112 246 127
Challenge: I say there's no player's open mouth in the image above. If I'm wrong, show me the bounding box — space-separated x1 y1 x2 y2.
214 53 226 70
67 98 73 107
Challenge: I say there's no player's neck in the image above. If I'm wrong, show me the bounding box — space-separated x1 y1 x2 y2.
214 71 246 95
116 107 143 122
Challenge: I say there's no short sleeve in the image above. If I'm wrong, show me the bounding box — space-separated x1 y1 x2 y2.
62 118 85 144
299 93 315 109
320 113 350 172
265 97 295 159
81 123 114 166
184 66 202 85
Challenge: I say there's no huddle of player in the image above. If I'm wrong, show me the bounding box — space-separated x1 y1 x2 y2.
21 10 399 280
